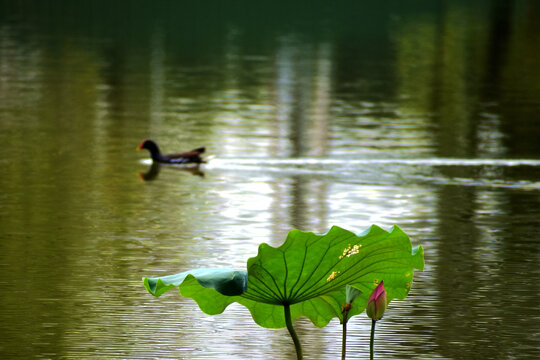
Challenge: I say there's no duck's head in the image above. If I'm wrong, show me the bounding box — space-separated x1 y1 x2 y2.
138 139 159 152
137 140 163 161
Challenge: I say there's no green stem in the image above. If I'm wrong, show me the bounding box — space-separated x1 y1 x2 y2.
284 303 303 360
370 319 376 360
341 312 348 360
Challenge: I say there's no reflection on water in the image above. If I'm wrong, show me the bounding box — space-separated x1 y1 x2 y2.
138 162 205 181
206 158 540 192
1 1 540 359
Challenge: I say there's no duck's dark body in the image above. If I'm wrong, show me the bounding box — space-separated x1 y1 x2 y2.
138 139 206 164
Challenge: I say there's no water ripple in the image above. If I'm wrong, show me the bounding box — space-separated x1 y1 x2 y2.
206 157 540 167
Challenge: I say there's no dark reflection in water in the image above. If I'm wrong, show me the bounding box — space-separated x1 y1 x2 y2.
138 162 163 181
435 187 540 359
1 1 540 359
138 162 205 182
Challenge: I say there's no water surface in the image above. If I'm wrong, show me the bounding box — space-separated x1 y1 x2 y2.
1 1 540 359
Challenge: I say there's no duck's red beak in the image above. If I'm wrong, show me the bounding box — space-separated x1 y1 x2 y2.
137 142 144 150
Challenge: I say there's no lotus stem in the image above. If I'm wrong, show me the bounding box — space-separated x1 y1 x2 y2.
370 319 376 360
341 314 348 360
284 303 303 360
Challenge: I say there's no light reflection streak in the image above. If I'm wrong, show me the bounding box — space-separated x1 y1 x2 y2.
473 190 505 276
207 157 540 167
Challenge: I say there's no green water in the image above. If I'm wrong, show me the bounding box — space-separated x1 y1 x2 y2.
1 1 539 359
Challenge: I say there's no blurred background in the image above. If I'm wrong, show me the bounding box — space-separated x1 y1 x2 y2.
1 1 539 359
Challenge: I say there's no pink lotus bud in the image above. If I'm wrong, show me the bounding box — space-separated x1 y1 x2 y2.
366 281 387 321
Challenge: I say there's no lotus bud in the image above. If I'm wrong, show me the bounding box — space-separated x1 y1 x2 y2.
366 281 387 321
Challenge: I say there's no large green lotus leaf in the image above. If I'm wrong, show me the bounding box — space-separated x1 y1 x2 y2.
239 225 424 327
142 225 424 329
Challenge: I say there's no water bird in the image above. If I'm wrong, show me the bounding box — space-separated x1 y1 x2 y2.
137 139 208 164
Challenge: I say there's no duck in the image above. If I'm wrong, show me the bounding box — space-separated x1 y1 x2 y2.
137 139 208 164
